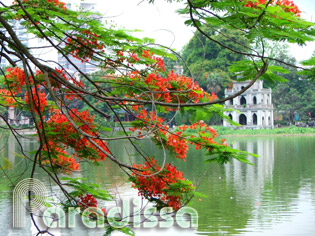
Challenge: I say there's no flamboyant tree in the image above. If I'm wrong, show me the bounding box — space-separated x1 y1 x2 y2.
0 0 314 235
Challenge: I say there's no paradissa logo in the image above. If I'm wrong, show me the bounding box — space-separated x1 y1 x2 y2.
13 178 198 229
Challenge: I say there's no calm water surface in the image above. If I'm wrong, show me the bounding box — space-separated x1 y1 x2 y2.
0 133 314 235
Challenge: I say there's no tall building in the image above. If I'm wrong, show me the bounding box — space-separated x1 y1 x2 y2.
223 80 274 129
58 0 98 74
1 19 58 69
0 0 99 74
0 20 31 68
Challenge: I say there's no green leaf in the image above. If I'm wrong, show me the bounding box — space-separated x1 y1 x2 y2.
192 90 203 94
193 191 208 199
99 127 113 132
0 157 13 170
301 57 315 66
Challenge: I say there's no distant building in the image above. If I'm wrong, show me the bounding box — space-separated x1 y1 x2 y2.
0 0 99 126
173 65 183 75
0 20 32 68
223 80 274 129
58 0 99 74
1 0 100 73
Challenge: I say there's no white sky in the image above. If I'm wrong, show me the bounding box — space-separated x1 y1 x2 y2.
1 0 314 62
97 0 192 52
97 0 315 63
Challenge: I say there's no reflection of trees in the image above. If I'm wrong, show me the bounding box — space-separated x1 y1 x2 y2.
189 177 253 235
80 139 139 190
1 132 37 178
0 132 34 236
1 135 315 235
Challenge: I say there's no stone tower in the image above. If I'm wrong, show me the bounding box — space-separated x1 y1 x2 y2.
223 80 274 129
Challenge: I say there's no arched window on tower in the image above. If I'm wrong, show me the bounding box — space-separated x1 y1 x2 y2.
253 113 257 125
253 96 257 105
230 99 233 105
262 116 265 126
229 114 233 121
240 96 246 105
239 114 247 125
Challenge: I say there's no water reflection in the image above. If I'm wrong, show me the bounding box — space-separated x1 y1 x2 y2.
190 136 315 235
0 133 315 236
225 138 275 199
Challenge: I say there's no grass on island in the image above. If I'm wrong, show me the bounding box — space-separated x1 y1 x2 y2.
211 126 315 136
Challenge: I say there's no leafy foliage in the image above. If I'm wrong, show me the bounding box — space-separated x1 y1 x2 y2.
0 0 314 235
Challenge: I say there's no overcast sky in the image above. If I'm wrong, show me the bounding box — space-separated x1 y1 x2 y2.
98 0 315 62
98 0 191 51
2 0 314 62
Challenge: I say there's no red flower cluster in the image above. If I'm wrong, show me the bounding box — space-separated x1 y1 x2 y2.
130 106 224 159
130 108 176 155
129 109 170 141
0 89 17 107
114 49 165 71
66 30 105 62
78 193 98 209
130 109 224 160
42 143 80 174
77 194 107 216
36 68 84 100
2 67 109 175
5 67 26 93
45 109 109 165
132 158 192 210
14 0 67 10
186 120 219 150
129 51 140 62
126 70 217 104
166 132 188 160
40 109 110 174
141 49 165 72
244 0 301 17
47 0 66 9
24 87 48 113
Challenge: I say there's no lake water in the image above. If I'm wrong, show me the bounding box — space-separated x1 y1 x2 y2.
0 133 314 235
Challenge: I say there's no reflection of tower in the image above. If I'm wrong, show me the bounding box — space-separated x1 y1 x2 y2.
0 116 4 126
7 107 16 126
58 0 98 74
8 133 16 165
224 138 275 198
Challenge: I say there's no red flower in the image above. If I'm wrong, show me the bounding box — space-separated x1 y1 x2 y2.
5 67 26 93
167 132 188 160
0 89 17 107
65 30 104 62
132 158 192 210
24 87 48 113
244 0 301 17
42 108 110 173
